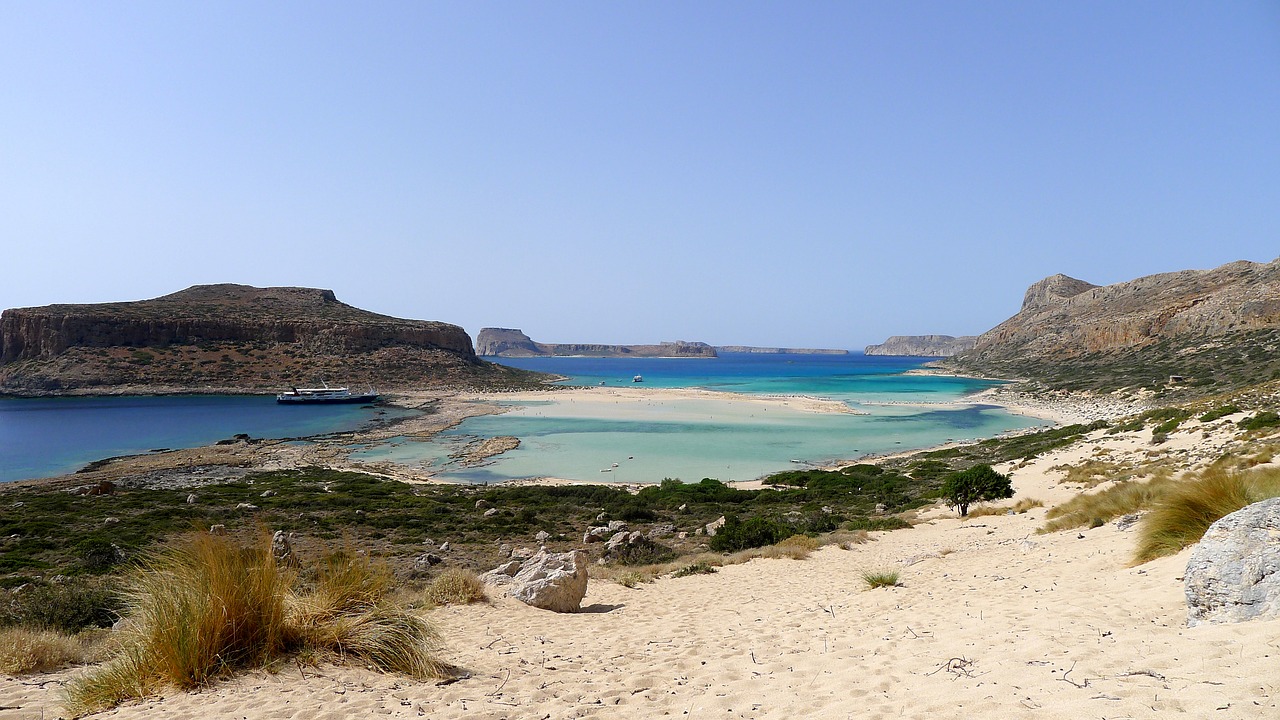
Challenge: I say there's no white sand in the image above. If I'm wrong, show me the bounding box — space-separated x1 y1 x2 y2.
4 412 1278 719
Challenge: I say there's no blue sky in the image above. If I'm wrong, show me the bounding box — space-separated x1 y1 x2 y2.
2 2 1277 348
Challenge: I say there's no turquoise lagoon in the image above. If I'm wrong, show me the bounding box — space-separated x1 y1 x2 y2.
352 354 1049 484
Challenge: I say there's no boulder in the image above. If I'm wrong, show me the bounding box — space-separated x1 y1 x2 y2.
480 560 523 585
583 526 611 543
1185 497 1280 626
483 508 499 518
606 520 628 532
535 530 551 543
705 516 727 537
506 550 589 612
271 530 299 567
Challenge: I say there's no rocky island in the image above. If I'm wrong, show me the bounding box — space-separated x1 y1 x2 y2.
863 335 978 357
0 284 543 395
475 327 717 358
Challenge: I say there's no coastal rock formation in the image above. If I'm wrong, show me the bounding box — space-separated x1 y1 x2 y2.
476 327 717 358
0 284 541 395
863 335 978 357
484 549 590 613
1184 497 1280 626
946 258 1280 393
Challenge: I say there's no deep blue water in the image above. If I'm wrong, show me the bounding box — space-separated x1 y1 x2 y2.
492 352 995 403
0 395 410 483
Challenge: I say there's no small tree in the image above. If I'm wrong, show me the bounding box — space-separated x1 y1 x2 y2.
941 464 1013 517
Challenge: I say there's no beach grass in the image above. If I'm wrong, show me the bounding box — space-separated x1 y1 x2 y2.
967 497 1044 517
861 569 900 590
1133 465 1280 564
423 568 487 606
0 626 106 675
65 533 445 717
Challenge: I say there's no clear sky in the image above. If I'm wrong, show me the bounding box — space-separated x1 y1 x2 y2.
2 2 1277 349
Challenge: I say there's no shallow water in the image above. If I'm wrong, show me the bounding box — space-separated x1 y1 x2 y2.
352 354 1047 483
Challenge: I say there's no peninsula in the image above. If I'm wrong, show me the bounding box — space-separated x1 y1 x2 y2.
0 284 544 395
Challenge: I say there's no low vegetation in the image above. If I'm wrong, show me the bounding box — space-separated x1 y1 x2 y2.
861 569 900 590
1134 465 1280 564
423 568 487 606
0 626 106 675
65 533 446 716
967 497 1043 518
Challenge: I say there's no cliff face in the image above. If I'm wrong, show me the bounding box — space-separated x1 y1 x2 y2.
475 328 717 358
863 335 978 357
0 285 541 395
947 258 1280 394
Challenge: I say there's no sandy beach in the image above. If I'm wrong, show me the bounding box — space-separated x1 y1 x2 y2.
4 406 1277 719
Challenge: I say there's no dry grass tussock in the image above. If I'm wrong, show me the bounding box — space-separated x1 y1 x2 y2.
0 627 108 675
422 568 488 607
1041 475 1177 534
967 498 1044 518
65 533 446 717
1134 465 1280 564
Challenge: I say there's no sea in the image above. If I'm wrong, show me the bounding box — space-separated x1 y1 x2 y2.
0 354 1049 486
350 353 1049 484
0 395 411 483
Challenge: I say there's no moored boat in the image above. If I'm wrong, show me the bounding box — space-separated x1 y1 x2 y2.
276 383 379 404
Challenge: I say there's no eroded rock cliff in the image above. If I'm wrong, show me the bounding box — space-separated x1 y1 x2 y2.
0 285 542 395
946 258 1280 394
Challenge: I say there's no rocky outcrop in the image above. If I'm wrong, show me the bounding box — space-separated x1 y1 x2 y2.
1 284 543 395
475 327 717 358
483 549 589 612
715 346 848 355
945 258 1280 393
1185 497 1280 626
863 335 978 357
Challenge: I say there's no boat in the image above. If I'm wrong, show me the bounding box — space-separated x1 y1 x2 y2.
276 383 379 404
633 375 643 383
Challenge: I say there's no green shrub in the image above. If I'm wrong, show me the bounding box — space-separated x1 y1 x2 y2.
940 465 1013 517
1239 411 1280 432
1199 405 1240 423
709 515 794 552
0 582 121 633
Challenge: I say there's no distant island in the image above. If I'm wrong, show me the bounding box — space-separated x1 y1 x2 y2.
714 346 848 355
475 328 717 358
863 335 978 357
475 328 850 358
0 284 542 396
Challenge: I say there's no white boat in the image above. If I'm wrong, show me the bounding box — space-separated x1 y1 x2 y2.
276 383 379 404
633 375 643 383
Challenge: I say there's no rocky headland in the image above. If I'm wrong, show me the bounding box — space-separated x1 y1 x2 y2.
944 258 1280 396
863 334 978 357
475 327 717 358
0 285 545 395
